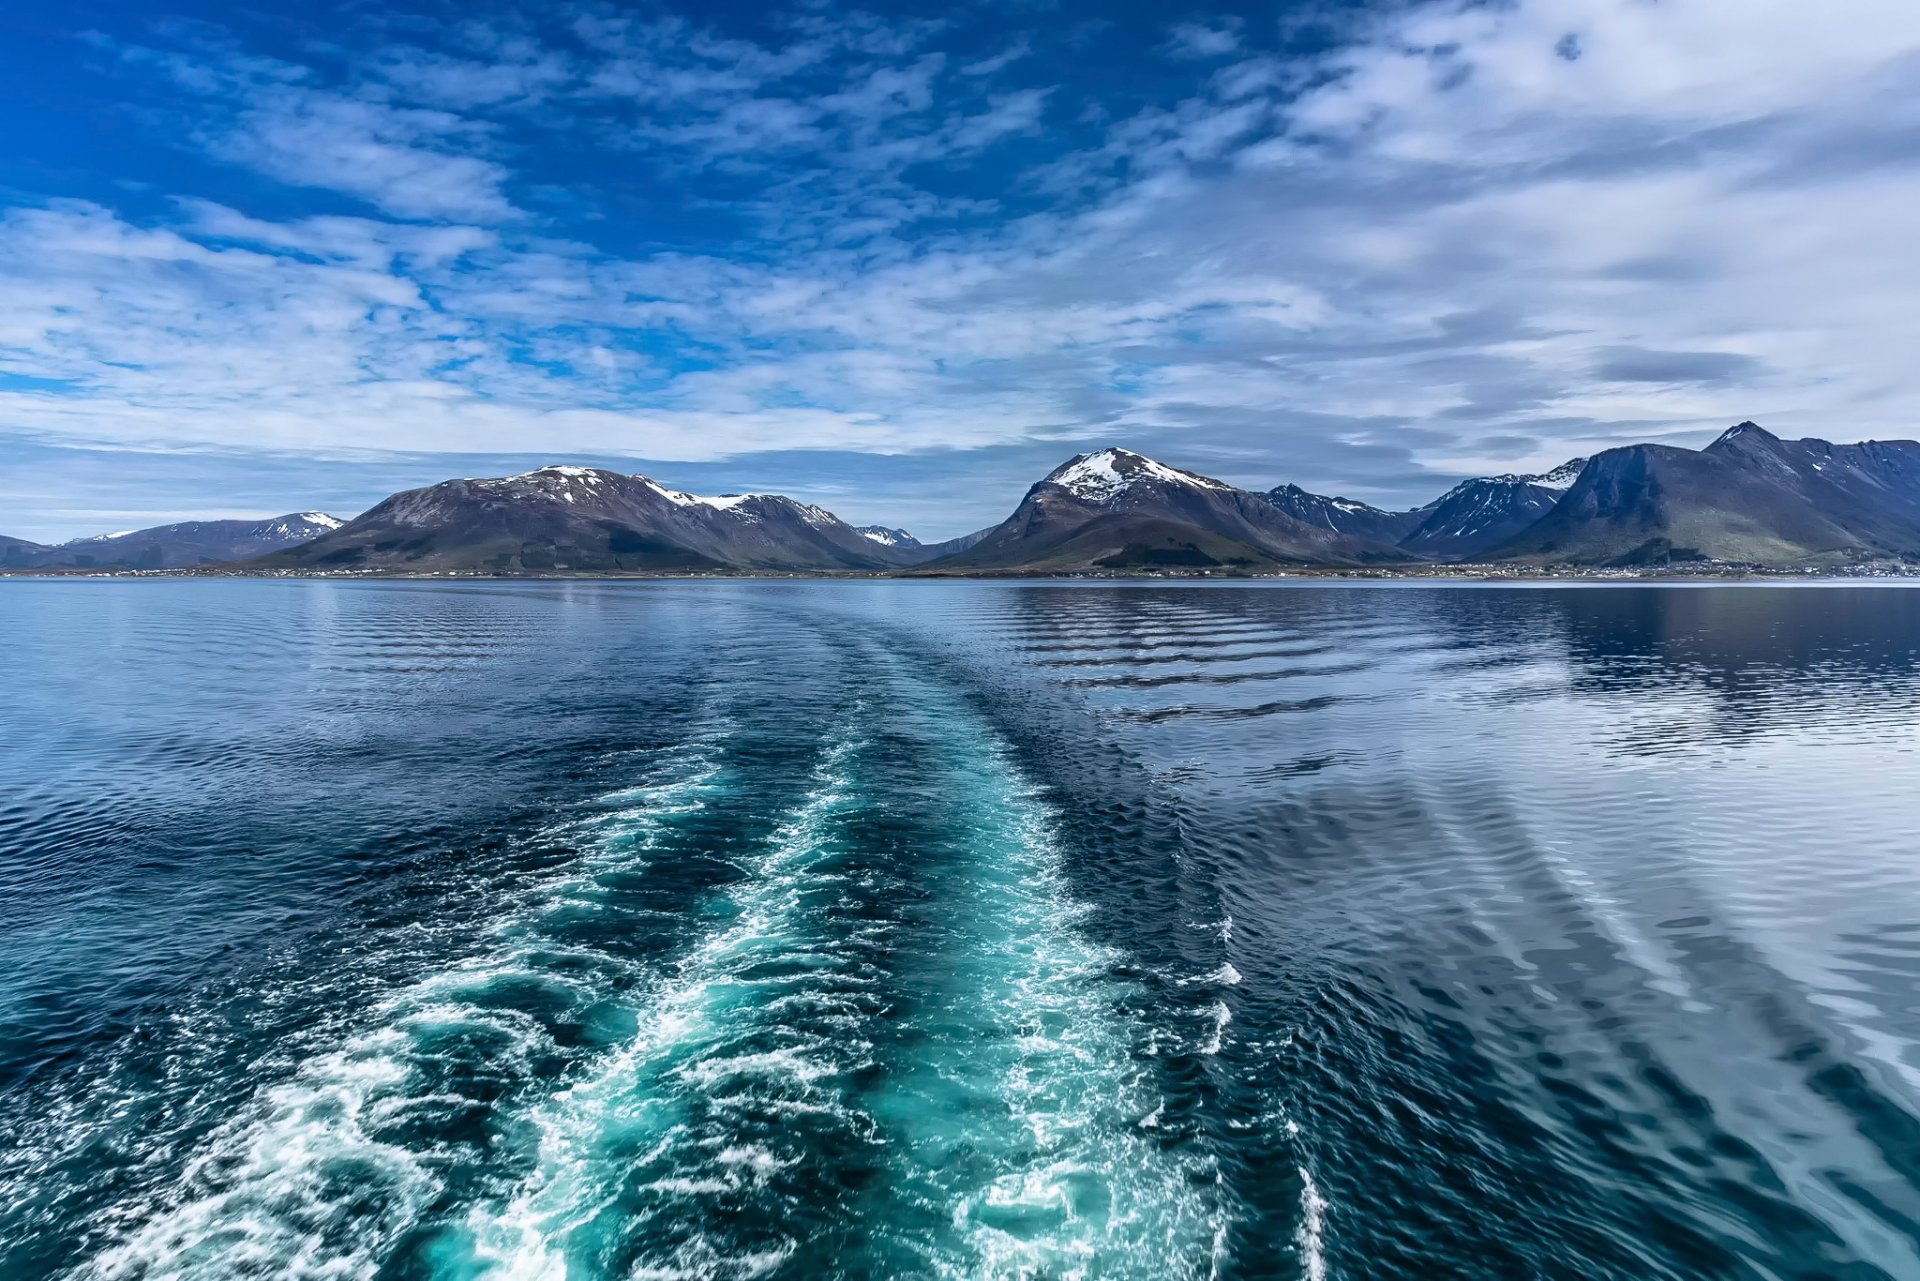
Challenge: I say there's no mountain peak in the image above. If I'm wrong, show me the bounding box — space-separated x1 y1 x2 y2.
1045 448 1231 501
1531 458 1588 491
1708 420 1779 451
856 525 919 548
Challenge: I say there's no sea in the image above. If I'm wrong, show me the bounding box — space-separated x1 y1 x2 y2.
3 578 1920 1280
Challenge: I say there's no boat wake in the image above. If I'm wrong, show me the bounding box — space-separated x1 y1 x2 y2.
65 655 1230 1280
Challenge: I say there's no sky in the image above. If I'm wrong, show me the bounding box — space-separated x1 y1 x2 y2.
3 0 1919 542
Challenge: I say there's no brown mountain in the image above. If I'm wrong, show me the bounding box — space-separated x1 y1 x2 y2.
249 466 915 574
923 449 1406 572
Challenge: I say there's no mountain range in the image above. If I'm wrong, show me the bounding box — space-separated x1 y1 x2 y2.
7 422 1920 576
0 514 344 571
1262 457 1587 562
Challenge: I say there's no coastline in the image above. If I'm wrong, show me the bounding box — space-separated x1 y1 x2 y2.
6 562 1920 584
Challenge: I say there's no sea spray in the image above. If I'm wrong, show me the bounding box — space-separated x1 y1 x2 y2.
458 730 884 1279
71 734 741 1281
854 680 1228 1280
447 657 1229 1279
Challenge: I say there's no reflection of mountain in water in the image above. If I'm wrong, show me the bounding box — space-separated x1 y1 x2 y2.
925 581 1920 1279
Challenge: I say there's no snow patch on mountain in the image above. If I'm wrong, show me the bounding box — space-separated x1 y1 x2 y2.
1048 448 1233 502
1529 458 1587 491
1474 458 1587 493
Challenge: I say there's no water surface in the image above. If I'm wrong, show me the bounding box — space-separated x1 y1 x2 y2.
4 579 1920 1279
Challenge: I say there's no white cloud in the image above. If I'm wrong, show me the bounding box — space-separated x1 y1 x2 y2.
111 38 521 222
1168 21 1243 60
8 0 1920 514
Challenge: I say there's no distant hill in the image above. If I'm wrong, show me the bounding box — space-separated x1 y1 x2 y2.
9 514 344 571
922 449 1406 572
251 466 919 574
1495 424 1920 565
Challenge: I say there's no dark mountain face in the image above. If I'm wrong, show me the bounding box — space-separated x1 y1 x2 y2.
1702 422 1920 549
919 527 994 558
0 535 51 568
1260 461 1586 562
1494 423 1920 565
1396 459 1587 561
252 466 910 574
11 514 345 571
925 449 1407 572
1262 484 1425 545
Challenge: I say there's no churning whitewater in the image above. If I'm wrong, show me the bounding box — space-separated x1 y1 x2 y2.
56 648 1231 1281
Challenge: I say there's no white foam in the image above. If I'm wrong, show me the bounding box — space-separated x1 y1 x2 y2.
1201 1001 1233 1055
1182 962 1243 986
461 736 871 1277
1297 1166 1329 1281
72 735 736 1280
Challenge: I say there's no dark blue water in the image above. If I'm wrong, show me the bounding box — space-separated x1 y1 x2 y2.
5 580 1920 1280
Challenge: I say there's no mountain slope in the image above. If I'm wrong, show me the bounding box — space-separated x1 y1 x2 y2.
0 534 51 569
1396 459 1586 561
1262 484 1425 545
1492 425 1920 565
925 449 1407 572
251 466 909 574
18 514 345 570
1702 422 1920 550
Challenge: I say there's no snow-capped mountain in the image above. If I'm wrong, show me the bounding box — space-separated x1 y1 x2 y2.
925 448 1406 572
855 526 920 548
256 465 919 574
1394 459 1589 561
16 513 348 570
1261 484 1425 546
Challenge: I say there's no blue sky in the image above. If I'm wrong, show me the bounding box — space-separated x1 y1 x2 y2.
3 0 1919 541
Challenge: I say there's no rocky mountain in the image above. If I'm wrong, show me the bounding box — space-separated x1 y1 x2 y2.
1396 459 1586 561
1261 460 1586 562
923 448 1406 572
1262 484 1425 545
251 466 917 574
1494 424 1920 565
856 526 919 549
9 514 345 570
853 524 1000 566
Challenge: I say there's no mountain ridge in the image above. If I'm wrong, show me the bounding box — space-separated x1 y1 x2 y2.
9 424 1920 575
1496 424 1920 565
5 514 346 571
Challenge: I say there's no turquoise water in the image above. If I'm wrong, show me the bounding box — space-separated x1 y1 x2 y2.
6 580 1920 1278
